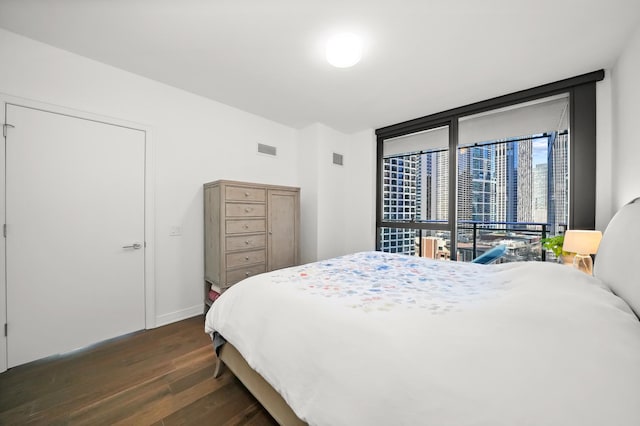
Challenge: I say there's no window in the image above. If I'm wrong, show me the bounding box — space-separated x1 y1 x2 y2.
375 71 603 262
380 126 449 256
455 94 570 262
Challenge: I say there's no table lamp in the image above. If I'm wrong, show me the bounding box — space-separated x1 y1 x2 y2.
562 230 603 275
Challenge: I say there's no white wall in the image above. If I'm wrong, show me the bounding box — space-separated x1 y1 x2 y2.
0 28 378 335
297 124 320 263
343 129 377 254
611 23 640 212
596 73 614 231
0 28 299 326
315 124 350 260
297 124 376 262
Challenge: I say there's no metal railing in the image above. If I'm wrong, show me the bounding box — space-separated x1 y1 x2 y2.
459 220 549 262
407 220 567 263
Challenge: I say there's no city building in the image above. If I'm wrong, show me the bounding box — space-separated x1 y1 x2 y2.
533 163 548 223
383 131 569 260
381 155 419 254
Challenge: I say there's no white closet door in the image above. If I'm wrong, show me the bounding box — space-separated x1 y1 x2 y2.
5 104 146 368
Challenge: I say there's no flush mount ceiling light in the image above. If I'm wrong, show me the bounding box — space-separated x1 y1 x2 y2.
325 33 363 68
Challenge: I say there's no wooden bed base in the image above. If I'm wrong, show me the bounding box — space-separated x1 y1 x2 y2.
214 342 306 425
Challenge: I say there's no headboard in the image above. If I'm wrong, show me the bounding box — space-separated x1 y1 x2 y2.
593 197 640 317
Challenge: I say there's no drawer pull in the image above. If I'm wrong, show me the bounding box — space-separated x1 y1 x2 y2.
245 256 249 261
243 224 249 229
244 207 251 213
245 271 251 277
244 192 250 197
245 240 250 245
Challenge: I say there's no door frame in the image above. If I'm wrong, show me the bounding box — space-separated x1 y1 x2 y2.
0 94 156 373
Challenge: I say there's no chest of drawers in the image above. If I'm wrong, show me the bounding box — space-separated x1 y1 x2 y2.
203 180 299 308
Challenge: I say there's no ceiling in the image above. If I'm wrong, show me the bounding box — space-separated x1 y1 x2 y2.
0 0 639 133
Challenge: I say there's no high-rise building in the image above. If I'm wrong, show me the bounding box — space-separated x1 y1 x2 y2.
457 147 472 222
415 150 449 222
471 146 495 223
416 154 429 220
381 131 568 259
434 151 449 220
533 163 548 223
457 146 495 224
381 155 418 254
494 141 518 223
547 132 569 235
517 139 534 224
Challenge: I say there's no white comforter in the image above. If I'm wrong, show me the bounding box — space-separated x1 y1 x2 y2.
205 252 640 426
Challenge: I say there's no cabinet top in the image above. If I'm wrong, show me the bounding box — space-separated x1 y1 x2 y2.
203 179 300 192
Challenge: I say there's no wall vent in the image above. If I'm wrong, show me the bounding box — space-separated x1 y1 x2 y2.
257 143 277 156
332 152 344 166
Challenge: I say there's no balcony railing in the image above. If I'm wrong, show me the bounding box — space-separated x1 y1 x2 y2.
456 220 563 263
382 220 567 263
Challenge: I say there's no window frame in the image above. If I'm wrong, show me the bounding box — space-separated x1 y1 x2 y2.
375 70 604 260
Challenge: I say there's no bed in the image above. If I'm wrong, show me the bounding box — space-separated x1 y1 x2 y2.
205 198 640 426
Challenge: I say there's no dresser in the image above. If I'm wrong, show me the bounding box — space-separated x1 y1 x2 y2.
203 180 300 308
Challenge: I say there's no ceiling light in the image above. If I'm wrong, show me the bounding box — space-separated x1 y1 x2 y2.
326 33 362 68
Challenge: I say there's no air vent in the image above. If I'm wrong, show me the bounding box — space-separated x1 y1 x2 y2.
257 143 277 156
333 152 344 166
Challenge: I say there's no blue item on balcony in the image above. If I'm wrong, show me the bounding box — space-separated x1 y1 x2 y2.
472 244 507 264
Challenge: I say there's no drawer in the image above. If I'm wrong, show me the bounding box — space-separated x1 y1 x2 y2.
225 202 266 218
226 186 266 202
226 234 266 251
226 249 266 269
226 263 266 285
226 219 266 234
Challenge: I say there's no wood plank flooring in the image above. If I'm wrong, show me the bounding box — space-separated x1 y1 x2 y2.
0 315 278 425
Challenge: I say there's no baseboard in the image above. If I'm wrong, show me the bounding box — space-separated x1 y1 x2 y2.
154 304 204 328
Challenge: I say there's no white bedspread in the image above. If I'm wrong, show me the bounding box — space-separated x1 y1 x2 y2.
205 251 640 426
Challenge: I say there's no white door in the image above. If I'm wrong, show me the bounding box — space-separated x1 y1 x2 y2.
5 104 146 368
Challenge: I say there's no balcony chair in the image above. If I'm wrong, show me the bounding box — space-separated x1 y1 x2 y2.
471 244 507 264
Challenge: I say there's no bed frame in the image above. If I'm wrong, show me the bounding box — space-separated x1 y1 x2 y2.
214 342 306 425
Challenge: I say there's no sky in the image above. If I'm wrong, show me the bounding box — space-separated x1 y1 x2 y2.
532 137 548 165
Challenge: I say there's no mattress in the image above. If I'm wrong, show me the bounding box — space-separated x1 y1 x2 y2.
205 251 640 426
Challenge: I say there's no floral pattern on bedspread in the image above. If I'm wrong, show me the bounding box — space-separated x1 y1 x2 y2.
268 251 508 313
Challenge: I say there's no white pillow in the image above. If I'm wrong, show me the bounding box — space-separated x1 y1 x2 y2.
593 198 640 317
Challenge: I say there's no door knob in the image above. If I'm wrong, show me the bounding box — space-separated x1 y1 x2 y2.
123 242 143 249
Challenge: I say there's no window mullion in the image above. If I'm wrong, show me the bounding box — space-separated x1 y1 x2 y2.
448 118 459 260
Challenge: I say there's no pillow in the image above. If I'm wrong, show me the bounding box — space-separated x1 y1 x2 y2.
593 197 640 317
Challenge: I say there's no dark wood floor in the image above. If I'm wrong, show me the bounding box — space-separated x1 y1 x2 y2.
0 315 278 425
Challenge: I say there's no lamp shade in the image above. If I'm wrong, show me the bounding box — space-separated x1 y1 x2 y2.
562 230 603 255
